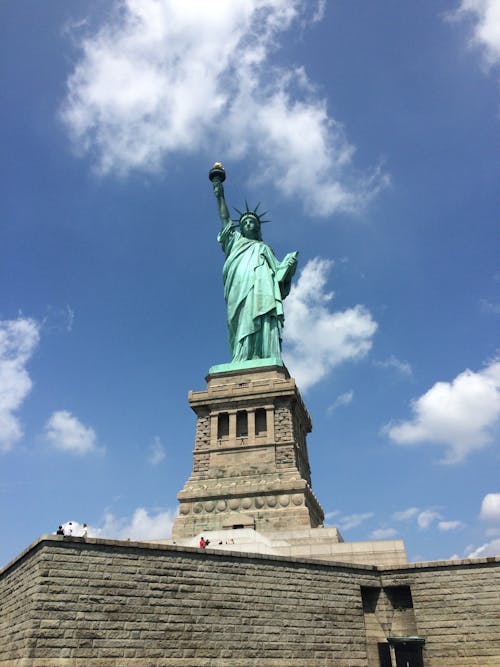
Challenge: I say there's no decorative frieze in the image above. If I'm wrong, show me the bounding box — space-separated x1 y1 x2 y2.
179 492 306 516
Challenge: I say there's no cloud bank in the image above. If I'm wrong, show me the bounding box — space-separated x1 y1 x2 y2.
45 410 98 454
417 509 443 530
384 359 500 463
337 512 374 531
480 493 500 522
392 507 463 533
0 318 40 452
148 436 166 465
328 390 354 413
468 493 500 556
92 507 175 541
61 0 387 216
374 355 412 377
453 0 500 67
371 527 398 540
467 537 500 558
283 258 377 390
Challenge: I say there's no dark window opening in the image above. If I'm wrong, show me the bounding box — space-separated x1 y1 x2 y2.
233 524 244 529
217 413 229 439
255 408 267 435
236 411 248 437
361 586 380 613
394 644 424 667
377 643 392 667
385 585 414 610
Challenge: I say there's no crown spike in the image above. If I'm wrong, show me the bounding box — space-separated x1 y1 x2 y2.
233 200 272 226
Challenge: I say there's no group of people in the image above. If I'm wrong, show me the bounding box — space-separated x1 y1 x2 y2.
199 536 236 549
56 522 88 538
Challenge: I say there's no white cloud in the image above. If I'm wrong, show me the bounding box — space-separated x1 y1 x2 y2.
0 318 40 452
283 258 377 390
453 0 500 67
148 436 166 465
61 0 387 216
480 298 500 315
92 507 175 541
371 527 398 539
392 507 420 521
42 305 75 333
374 355 412 377
466 537 500 558
417 510 442 529
384 359 500 463
480 493 500 522
438 520 464 531
393 507 460 532
338 512 374 531
45 410 98 454
328 390 354 412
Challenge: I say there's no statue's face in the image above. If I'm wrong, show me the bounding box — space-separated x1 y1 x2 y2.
240 214 260 240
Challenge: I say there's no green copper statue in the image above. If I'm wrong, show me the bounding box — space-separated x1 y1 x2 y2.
209 162 298 369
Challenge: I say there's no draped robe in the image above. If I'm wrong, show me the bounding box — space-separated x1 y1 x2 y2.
218 223 295 362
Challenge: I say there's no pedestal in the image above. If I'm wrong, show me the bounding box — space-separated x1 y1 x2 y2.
172 365 325 539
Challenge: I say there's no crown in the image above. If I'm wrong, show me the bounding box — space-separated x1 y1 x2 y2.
232 200 271 226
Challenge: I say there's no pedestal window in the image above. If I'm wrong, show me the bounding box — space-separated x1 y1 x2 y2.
255 408 267 435
217 412 229 439
236 411 248 437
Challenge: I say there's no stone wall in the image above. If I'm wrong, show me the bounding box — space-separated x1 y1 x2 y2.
0 536 375 667
382 560 500 666
0 544 45 665
1 536 499 667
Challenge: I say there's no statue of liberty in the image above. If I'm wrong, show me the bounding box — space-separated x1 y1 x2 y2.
209 163 298 368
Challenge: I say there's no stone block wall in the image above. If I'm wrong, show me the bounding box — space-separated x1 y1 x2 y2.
0 536 377 667
1 536 500 667
0 545 45 665
382 560 500 666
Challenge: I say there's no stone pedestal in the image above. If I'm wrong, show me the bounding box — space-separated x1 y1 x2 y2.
172 365 324 539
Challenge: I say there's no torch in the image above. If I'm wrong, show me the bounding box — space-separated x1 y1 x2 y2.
208 161 226 185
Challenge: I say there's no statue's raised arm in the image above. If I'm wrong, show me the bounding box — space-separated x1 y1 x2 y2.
208 162 298 371
209 162 231 228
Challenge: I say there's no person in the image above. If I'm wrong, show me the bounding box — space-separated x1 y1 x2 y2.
211 167 298 364
199 536 206 549
56 525 64 535
81 523 88 538
63 521 73 536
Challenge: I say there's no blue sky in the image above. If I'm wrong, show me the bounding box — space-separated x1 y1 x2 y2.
1 0 499 567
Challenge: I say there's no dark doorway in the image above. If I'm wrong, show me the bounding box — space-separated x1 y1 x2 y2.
377 642 391 667
394 644 424 667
